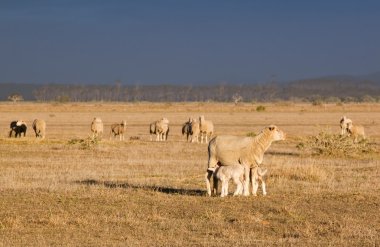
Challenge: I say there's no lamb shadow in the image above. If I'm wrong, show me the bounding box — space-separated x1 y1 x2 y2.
76 179 205 197
266 150 300 156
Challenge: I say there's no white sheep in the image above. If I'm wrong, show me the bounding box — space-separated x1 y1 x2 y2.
205 125 286 196
347 122 366 143
213 165 268 197
91 117 104 139
32 119 46 139
340 116 352 136
150 118 170 141
190 118 200 143
110 120 127 141
199 115 214 143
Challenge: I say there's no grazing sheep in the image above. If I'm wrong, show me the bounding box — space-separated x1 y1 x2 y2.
9 120 27 138
340 116 352 136
213 165 268 197
347 122 366 143
190 118 200 143
110 120 127 141
32 119 46 139
91 117 104 139
205 125 286 196
150 118 170 141
182 118 192 142
199 115 214 143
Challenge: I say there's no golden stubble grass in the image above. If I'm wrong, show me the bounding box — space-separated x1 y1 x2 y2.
0 102 379 246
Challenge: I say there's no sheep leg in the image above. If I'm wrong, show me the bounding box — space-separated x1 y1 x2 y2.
261 178 267 196
221 179 228 197
212 175 219 197
233 176 242 196
251 168 259 196
205 170 214 196
242 164 250 196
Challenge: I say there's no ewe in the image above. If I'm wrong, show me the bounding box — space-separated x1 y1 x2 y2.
32 119 46 139
110 120 127 141
205 125 285 196
150 118 170 141
91 117 104 139
199 115 214 143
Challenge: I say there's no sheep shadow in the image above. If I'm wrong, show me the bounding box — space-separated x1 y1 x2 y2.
76 179 205 197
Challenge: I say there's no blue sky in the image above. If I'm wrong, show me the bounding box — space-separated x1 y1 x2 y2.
1 0 379 84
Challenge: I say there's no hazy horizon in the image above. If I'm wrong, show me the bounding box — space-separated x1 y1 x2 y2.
1 1 380 85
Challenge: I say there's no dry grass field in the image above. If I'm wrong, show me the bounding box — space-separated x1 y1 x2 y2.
0 102 379 246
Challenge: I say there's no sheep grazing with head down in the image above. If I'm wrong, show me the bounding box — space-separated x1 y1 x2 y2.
205 125 286 197
213 165 268 197
91 117 104 139
346 122 366 143
199 115 214 143
9 120 27 138
110 120 127 141
150 117 170 141
32 119 46 139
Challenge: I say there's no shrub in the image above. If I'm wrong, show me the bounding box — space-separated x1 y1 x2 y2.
256 105 266 112
297 131 376 158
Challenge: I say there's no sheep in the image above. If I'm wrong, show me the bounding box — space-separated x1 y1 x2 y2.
150 118 170 141
91 117 104 139
9 120 27 138
213 164 244 197
213 165 268 197
182 118 192 142
32 119 46 139
205 125 286 196
199 115 214 143
190 118 200 143
347 122 366 143
340 116 352 136
110 120 127 141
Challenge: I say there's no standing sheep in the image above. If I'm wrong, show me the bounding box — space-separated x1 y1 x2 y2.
347 122 366 143
199 115 214 143
150 118 170 141
340 116 352 136
182 118 192 142
91 117 104 139
213 165 268 197
205 125 286 196
9 120 27 138
190 118 200 143
110 120 127 141
32 119 46 139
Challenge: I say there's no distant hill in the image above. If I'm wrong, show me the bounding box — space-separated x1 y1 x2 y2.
1 72 380 102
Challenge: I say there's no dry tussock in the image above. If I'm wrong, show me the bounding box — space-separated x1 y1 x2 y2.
297 130 378 158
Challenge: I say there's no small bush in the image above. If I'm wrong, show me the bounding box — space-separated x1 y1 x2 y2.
246 132 257 137
67 136 99 149
256 105 266 112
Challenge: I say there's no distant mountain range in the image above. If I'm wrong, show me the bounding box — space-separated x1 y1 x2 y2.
1 72 380 102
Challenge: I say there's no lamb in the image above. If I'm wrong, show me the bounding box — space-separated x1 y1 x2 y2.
91 117 104 139
182 118 192 142
199 115 214 143
340 116 352 136
205 125 286 196
110 120 127 141
32 119 46 139
346 122 366 143
213 165 268 197
150 118 170 141
190 118 200 143
9 120 27 138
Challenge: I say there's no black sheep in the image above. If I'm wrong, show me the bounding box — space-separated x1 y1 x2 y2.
9 121 27 138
